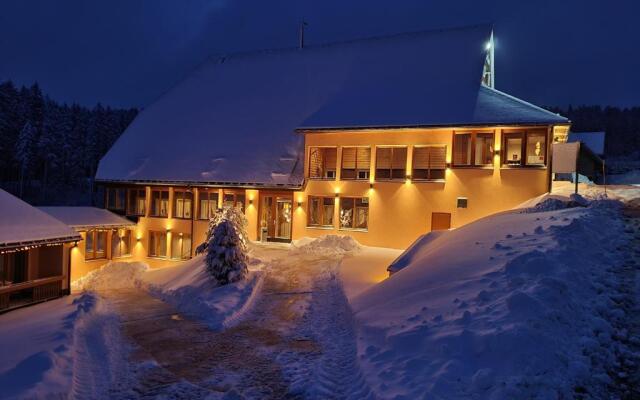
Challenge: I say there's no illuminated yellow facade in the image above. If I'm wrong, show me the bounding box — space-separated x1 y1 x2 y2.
95 123 565 275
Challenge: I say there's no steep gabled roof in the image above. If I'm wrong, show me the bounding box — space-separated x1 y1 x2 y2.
96 25 567 187
38 207 135 231
0 190 80 251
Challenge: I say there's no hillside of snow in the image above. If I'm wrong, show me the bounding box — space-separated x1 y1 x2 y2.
352 192 638 399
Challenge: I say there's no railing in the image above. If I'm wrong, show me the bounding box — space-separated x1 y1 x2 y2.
0 276 65 312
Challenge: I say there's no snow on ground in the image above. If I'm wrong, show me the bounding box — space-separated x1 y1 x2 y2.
351 187 639 399
0 294 131 399
72 261 149 291
293 234 362 256
340 246 403 300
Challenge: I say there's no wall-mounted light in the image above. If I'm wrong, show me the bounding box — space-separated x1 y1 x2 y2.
249 199 254 205
179 232 183 237
335 192 339 198
166 227 171 232
369 183 374 189
136 237 141 242
73 241 78 248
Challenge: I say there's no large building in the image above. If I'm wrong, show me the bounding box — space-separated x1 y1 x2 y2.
95 25 569 260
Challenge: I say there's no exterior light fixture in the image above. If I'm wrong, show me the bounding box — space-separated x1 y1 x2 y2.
136 237 141 242
73 241 78 248
249 198 254 205
335 192 339 198
369 183 374 189
297 201 303 207
166 227 171 232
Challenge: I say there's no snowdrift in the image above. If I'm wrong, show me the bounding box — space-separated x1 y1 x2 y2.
72 261 149 291
293 234 362 256
353 199 632 399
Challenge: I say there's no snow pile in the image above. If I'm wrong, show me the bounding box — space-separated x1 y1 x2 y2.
139 254 264 330
293 235 362 256
0 294 130 399
72 261 149 291
353 200 633 399
520 192 590 212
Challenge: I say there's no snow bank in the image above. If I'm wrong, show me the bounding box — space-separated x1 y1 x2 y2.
72 261 149 291
138 254 264 330
293 234 362 256
0 294 129 399
353 200 633 399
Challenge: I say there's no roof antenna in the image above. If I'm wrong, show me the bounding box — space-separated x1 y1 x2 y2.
299 19 308 49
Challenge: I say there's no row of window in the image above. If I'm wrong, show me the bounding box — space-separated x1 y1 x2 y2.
308 131 547 180
106 188 245 218
309 146 446 181
84 229 191 261
307 196 369 230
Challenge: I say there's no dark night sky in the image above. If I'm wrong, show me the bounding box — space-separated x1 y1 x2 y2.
1 0 639 109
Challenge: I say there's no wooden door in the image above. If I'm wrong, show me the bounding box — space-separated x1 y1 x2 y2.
431 212 451 231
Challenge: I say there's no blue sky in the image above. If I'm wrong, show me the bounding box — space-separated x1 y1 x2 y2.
1 0 638 108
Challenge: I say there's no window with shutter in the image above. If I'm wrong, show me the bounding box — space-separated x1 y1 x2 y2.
376 147 407 180
309 147 337 179
341 147 370 180
412 146 447 181
453 132 495 167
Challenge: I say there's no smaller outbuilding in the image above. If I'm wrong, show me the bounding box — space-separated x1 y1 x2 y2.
39 207 136 281
0 190 80 312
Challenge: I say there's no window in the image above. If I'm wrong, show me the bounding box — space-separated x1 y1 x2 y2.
309 147 337 179
412 146 446 181
199 190 219 220
341 147 370 180
171 233 192 260
150 190 169 217
174 190 193 219
307 196 335 227
111 229 132 258
128 188 146 216
85 229 107 260
106 188 125 210
502 132 547 167
1 251 28 286
148 231 167 258
453 132 494 167
376 147 407 180
223 191 245 213
339 197 369 230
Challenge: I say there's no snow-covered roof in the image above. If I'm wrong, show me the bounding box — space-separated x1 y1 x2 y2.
568 131 605 155
96 25 568 187
0 190 81 250
38 207 135 231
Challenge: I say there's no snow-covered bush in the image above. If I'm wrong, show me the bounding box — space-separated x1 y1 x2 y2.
196 206 248 284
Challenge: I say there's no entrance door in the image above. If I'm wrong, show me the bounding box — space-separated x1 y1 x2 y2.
431 212 451 231
259 192 293 242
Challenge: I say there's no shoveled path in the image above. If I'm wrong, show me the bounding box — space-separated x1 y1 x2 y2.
101 246 370 399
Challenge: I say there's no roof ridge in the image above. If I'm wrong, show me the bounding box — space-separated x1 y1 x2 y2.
481 85 568 121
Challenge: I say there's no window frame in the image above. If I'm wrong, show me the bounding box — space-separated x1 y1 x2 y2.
148 230 168 258
340 146 371 181
451 131 495 168
338 197 369 231
198 190 219 220
106 188 126 210
307 196 335 228
127 188 146 216
111 229 132 258
170 233 192 260
149 189 169 218
222 190 246 213
308 146 338 180
85 229 107 261
173 190 193 220
501 131 548 168
375 146 408 181
411 145 447 182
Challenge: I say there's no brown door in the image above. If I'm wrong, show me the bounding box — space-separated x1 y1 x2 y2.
431 212 451 231
259 192 293 242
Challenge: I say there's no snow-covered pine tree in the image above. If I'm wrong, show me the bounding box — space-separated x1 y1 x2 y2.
16 120 36 196
196 205 248 285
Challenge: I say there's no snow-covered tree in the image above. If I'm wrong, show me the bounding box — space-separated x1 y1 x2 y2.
196 205 248 285
16 120 36 196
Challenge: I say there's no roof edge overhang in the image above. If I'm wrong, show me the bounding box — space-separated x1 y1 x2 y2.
70 223 136 232
95 178 303 191
0 235 82 253
296 121 571 133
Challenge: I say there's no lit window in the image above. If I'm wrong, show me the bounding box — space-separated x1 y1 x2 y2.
309 147 337 179
128 189 146 216
171 233 192 260
85 229 107 260
223 192 245 213
376 147 407 180
199 191 219 220
174 190 193 219
453 133 494 167
412 146 446 180
150 190 169 217
502 132 547 167
111 229 131 258
339 197 369 230
341 147 371 180
307 196 335 227
148 231 167 258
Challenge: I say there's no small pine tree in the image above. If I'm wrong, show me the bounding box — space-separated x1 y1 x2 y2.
196 206 248 285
